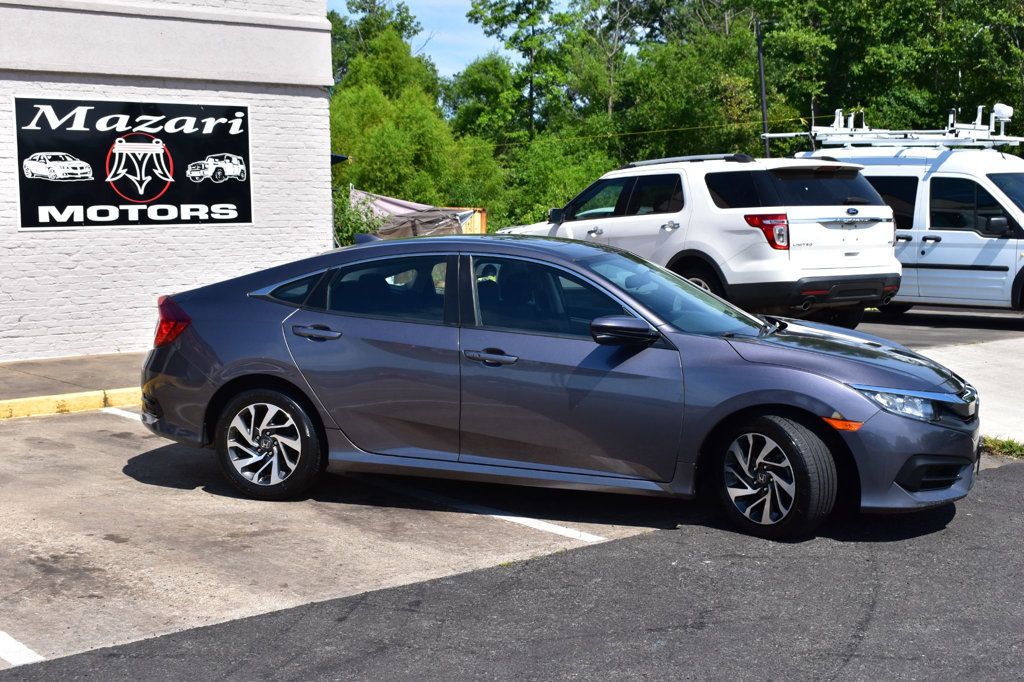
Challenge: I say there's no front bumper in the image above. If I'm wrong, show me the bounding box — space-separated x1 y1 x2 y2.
845 409 979 512
729 272 901 310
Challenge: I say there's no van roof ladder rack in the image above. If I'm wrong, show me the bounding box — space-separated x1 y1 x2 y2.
623 153 755 168
763 104 1024 148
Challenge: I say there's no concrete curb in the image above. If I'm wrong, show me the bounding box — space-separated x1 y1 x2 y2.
0 387 141 420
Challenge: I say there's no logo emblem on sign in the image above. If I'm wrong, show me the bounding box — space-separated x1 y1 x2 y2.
105 133 174 203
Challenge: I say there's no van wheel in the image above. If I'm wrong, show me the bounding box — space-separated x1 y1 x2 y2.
877 303 913 317
808 305 865 329
675 263 726 299
215 389 324 500
715 415 837 540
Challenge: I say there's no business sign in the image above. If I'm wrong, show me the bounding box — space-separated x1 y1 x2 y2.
14 97 252 230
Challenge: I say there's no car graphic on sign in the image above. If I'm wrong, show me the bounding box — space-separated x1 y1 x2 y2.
186 153 247 183
22 152 93 181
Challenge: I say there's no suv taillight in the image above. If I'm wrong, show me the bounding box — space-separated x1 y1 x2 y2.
154 296 191 348
744 213 790 250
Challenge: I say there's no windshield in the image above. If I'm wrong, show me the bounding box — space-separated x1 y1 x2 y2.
47 154 72 162
579 251 765 337
988 173 1024 213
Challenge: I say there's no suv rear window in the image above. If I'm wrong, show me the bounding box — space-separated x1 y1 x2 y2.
705 169 885 208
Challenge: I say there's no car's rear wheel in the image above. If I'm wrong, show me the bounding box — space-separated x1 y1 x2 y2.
807 305 865 329
215 389 324 500
877 302 913 317
714 415 837 540
674 263 726 299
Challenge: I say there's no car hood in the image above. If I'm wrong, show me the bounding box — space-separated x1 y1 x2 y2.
726 319 964 392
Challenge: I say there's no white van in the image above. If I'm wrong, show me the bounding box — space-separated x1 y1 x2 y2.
500 155 901 328
798 106 1024 313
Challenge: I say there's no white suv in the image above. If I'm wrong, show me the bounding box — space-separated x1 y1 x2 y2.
500 154 901 327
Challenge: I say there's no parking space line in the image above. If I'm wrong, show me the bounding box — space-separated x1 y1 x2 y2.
0 631 44 667
101 407 140 421
363 477 608 543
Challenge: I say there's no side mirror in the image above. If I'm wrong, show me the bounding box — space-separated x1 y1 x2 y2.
548 207 565 224
590 315 660 346
987 216 1010 236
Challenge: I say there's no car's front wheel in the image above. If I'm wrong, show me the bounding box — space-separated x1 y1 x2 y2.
212 168 226 183
715 415 837 539
215 389 324 500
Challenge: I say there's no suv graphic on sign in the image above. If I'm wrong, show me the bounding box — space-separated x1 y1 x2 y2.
186 153 247 183
23 152 93 181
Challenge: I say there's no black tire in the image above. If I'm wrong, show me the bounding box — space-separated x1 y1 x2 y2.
212 167 226 183
807 305 865 329
238 169 247 181
714 415 837 540
674 263 726 299
877 303 913 317
215 388 324 500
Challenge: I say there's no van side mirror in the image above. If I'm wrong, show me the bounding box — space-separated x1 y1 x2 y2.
986 216 1010 236
548 207 565 224
590 316 660 346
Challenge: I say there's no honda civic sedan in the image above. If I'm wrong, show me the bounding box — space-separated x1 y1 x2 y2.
142 236 980 539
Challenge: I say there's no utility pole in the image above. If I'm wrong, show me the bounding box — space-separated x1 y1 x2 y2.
756 19 770 158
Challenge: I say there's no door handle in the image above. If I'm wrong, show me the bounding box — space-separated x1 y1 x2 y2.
587 226 603 236
464 349 518 366
292 324 342 341
661 220 679 231
895 234 912 242
922 235 942 243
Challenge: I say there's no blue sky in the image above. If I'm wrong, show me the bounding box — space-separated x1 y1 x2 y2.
326 0 507 77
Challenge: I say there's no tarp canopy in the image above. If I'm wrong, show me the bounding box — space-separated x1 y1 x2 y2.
350 188 464 238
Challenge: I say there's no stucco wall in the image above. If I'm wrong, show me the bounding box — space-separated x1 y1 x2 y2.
0 1 333 361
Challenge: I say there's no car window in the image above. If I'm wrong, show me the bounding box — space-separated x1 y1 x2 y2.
769 168 885 206
866 176 918 230
472 256 627 338
314 255 447 323
626 174 684 215
270 273 321 306
705 171 772 208
565 177 635 222
930 177 1018 235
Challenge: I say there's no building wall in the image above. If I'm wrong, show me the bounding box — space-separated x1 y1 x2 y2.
0 1 333 361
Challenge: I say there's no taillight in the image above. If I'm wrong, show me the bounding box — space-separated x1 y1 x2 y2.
154 296 191 348
745 213 790 250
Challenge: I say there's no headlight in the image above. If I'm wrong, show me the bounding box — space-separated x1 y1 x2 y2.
858 388 937 422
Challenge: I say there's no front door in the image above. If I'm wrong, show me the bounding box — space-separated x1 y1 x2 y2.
595 171 689 260
918 176 1019 302
458 255 684 482
555 175 637 249
285 254 461 460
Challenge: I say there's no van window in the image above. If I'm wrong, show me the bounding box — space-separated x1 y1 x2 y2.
626 174 683 215
705 169 884 208
930 177 1018 235
866 176 918 230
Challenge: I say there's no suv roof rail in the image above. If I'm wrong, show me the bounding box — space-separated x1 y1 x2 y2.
764 104 1024 149
623 153 755 168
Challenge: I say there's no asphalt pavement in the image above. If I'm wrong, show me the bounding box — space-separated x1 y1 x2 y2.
6 460 1022 681
860 306 1024 348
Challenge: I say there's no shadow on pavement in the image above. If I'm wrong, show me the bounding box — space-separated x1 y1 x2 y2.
864 309 1024 331
123 443 957 542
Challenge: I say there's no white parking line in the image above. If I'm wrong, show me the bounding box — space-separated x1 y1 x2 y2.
101 407 140 421
364 477 608 543
0 631 44 667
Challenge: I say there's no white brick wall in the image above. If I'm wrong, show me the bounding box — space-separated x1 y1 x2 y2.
0 73 332 361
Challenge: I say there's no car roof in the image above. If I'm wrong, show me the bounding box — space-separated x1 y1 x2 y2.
801 147 1024 174
328 234 618 264
601 156 862 179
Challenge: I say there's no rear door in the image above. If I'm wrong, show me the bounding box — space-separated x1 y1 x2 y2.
917 176 1020 302
769 166 896 272
285 254 461 460
458 254 684 482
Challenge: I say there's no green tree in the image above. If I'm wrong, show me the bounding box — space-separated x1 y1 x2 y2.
341 28 439 99
442 53 523 144
328 0 422 82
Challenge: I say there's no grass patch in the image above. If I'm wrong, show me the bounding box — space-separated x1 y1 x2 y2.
982 436 1024 459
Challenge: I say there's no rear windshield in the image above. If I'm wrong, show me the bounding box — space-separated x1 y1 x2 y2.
988 173 1024 213
706 168 885 208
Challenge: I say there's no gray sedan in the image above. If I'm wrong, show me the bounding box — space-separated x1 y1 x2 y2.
142 236 980 539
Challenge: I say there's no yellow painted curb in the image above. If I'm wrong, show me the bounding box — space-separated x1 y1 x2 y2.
0 387 141 420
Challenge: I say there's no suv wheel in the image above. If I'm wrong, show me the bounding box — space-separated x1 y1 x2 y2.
808 305 865 329
715 415 837 540
215 389 324 500
212 167 226 183
675 263 726 298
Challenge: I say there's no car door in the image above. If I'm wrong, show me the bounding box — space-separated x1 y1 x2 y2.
285 254 461 461
596 172 689 260
555 176 637 247
918 176 1019 302
458 254 684 482
865 174 922 297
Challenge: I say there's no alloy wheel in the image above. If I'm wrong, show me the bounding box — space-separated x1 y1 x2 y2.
226 402 302 486
723 432 797 525
688 277 712 292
